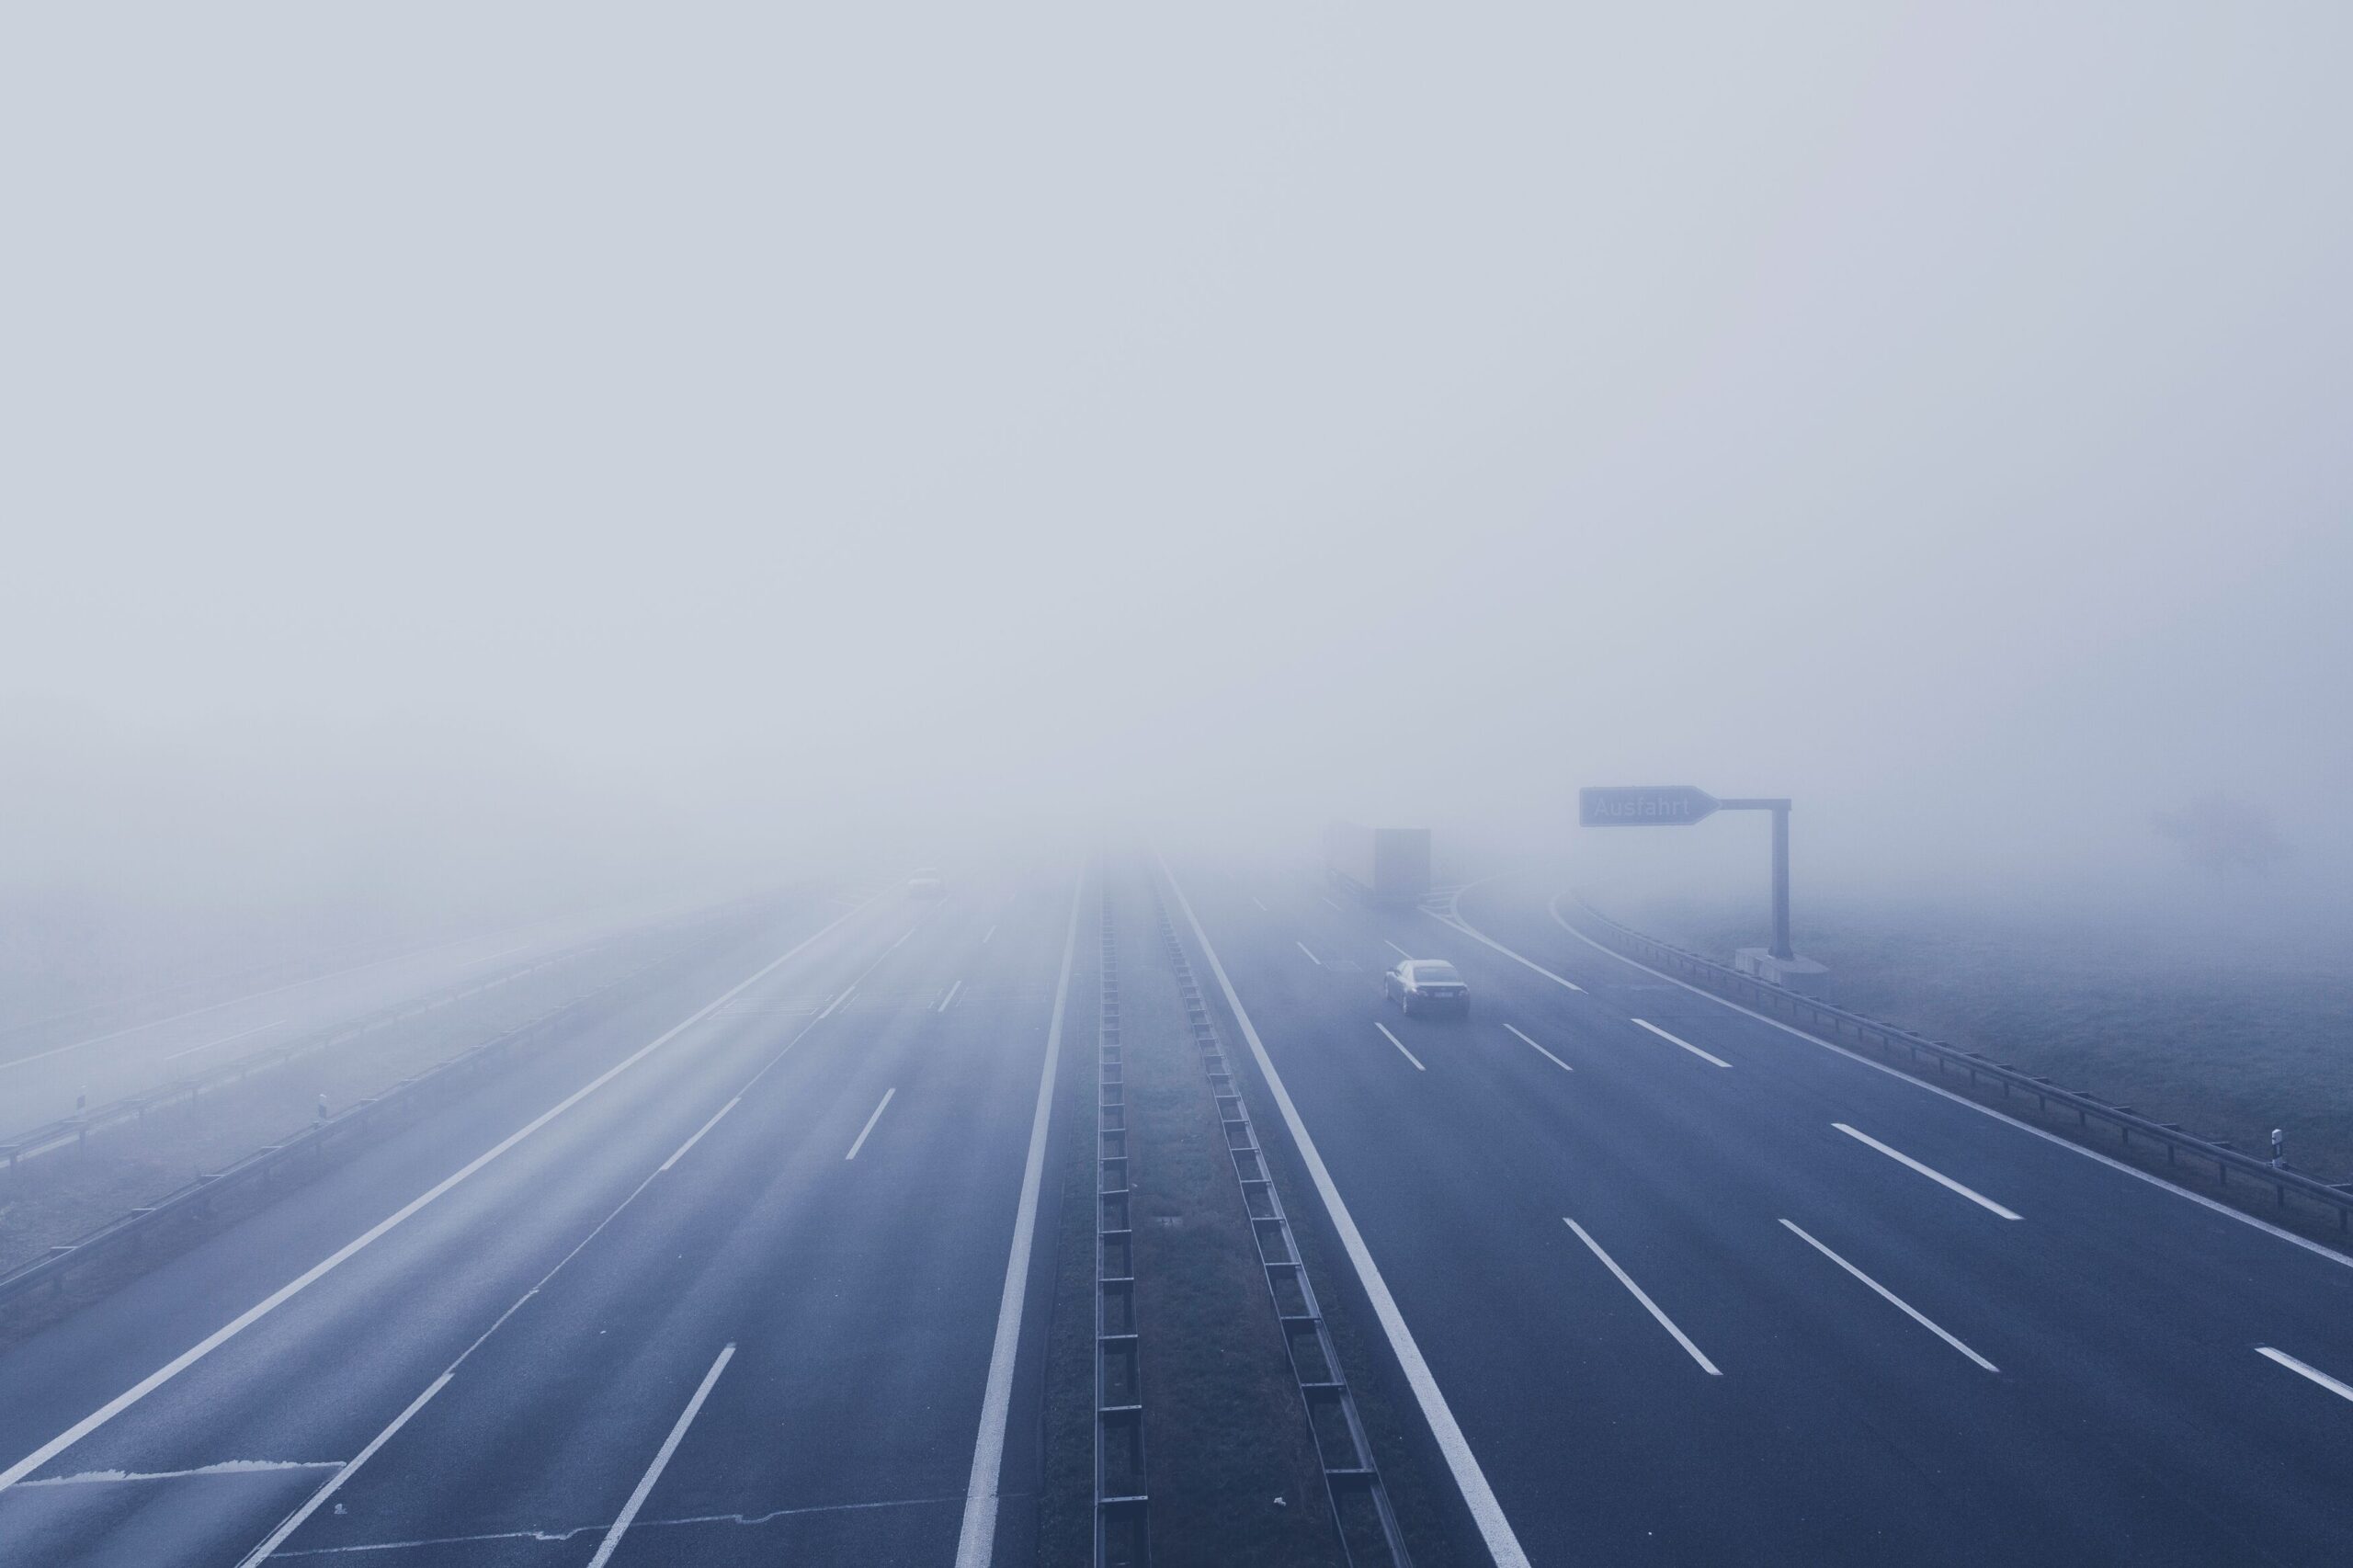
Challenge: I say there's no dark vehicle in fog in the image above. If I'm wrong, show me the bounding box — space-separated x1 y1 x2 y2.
1383 959 1469 1017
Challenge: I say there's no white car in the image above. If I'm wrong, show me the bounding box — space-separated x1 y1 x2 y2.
1383 959 1469 1017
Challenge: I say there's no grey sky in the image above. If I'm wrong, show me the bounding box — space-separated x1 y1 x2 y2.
5 6 2347 916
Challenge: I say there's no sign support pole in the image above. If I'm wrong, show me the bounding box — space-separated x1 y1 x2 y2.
1718 798 1793 960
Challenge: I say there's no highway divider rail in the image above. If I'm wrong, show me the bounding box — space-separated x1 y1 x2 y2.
1561 898 2353 1233
1151 890 1412 1568
1095 893 1149 1566
0 921 741 1312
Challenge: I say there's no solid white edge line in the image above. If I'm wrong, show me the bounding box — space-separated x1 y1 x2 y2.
0 896 879 1499
1159 852 1532 1568
953 870 1082 1568
2256 1346 2353 1403
1563 1219 1722 1376
938 980 963 1013
238 921 908 1564
1629 1017 1732 1069
1836 1122 2022 1221
1384 939 1413 960
159 1018 288 1062
1515 891 2353 1270
1501 1023 1574 1074
659 1097 741 1173
1424 910 1583 992
1779 1219 1999 1372
584 1343 735 1568
1373 1021 1427 1072
845 1088 897 1161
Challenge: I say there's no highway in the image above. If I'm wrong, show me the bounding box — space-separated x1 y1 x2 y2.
0 873 1079 1567
1162 858 2353 1566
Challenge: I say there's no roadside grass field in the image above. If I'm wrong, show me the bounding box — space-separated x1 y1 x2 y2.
1624 897 2353 1195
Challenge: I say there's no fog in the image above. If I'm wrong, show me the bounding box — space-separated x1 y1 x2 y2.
6 6 2350 992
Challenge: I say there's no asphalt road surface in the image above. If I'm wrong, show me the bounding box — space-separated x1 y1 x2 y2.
0 873 1079 1567
1161 857 2353 1568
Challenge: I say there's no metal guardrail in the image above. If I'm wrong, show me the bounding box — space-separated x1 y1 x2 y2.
1153 890 1412 1568
0 923 739 1310
1095 894 1148 1566
1563 900 2353 1233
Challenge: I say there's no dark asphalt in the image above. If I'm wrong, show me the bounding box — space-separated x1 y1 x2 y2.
0 873 1081 1567
1163 858 2353 1567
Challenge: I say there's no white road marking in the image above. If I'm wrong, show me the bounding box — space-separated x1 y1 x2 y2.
1423 910 1583 992
160 1019 289 1062
235 1372 453 1566
1836 1123 2021 1220
890 928 915 951
938 981 963 1013
2256 1346 2353 1404
1509 892 2353 1271
659 1098 740 1173
23 1460 343 1487
237 925 905 1567
1374 1022 1427 1071
1295 941 1323 967
0 897 877 1503
845 1089 897 1161
585 1344 735 1568
1251 897 1268 912
819 984 857 1018
1322 894 1344 912
1779 1220 1999 1372
1159 853 1532 1568
1502 1023 1574 1074
954 873 1082 1568
983 926 996 944
1630 1017 1732 1069
1563 1219 1722 1376
1383 939 1413 960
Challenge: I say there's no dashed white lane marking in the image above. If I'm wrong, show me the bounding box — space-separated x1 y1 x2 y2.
1502 1023 1574 1074
22 1460 343 1487
1251 897 1268 912
1159 853 1530 1568
2256 1346 2353 1404
954 873 1083 1568
1630 1017 1732 1069
819 984 857 1018
845 1089 897 1161
1423 911 1583 992
1779 1220 1999 1372
938 981 963 1013
1321 895 1344 912
983 926 996 944
1563 1219 1722 1376
1383 940 1413 960
233 919 913 1564
585 1344 735 1568
1374 1022 1427 1072
161 1019 289 1062
2 900 878 1504
1295 941 1323 967
1509 892 2353 1272
1836 1123 2022 1221
659 1098 741 1173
